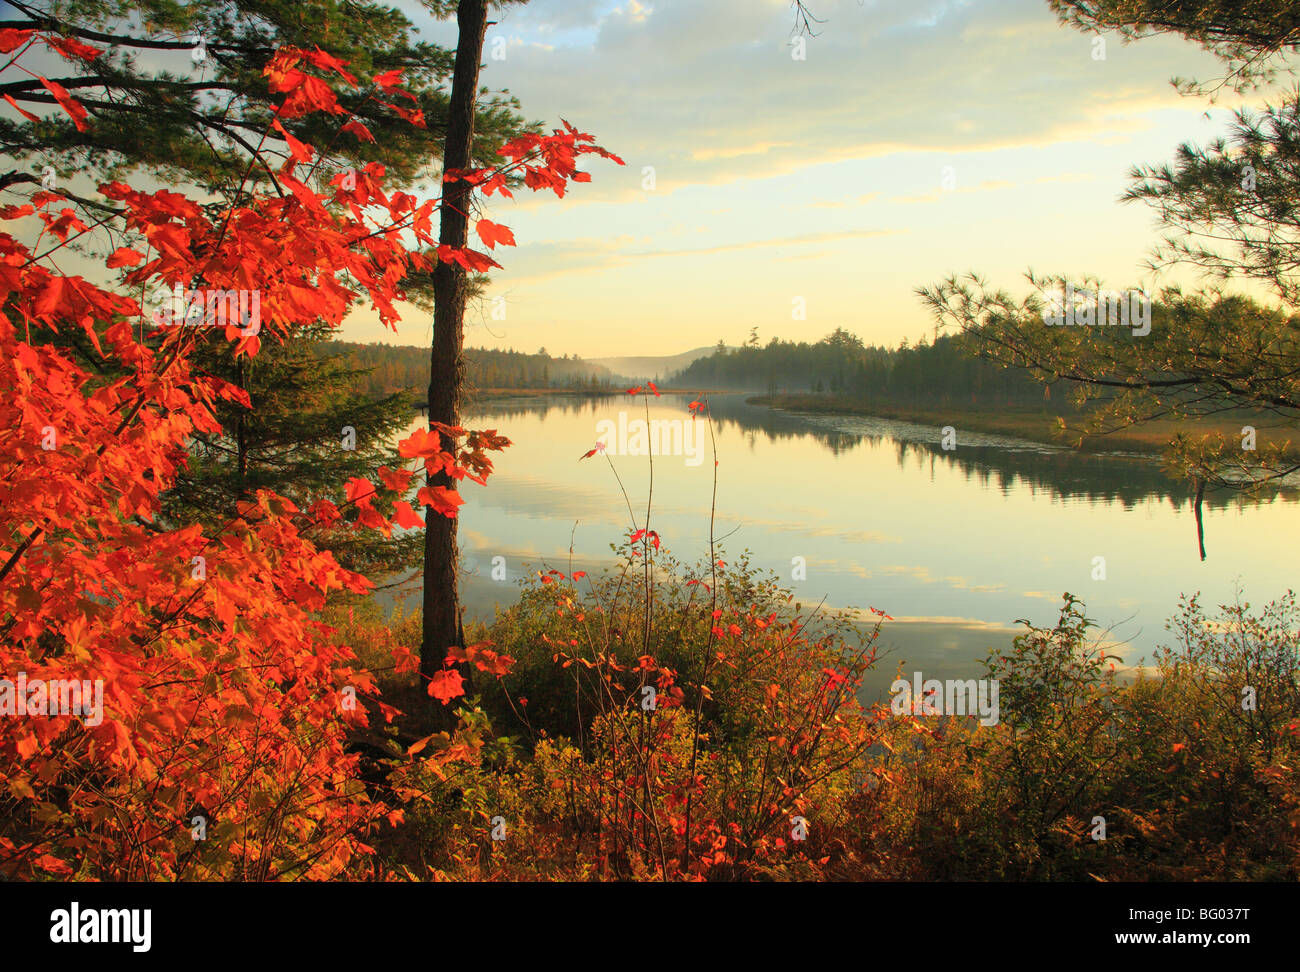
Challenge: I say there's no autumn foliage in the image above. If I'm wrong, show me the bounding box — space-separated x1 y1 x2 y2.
0 37 616 878
3 27 1296 886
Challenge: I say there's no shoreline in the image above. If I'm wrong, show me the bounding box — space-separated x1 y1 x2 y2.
412 387 715 409
745 393 1299 458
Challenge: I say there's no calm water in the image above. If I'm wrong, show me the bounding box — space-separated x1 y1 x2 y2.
393 393 1299 697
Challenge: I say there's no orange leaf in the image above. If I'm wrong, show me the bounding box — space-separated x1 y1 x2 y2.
427 669 465 704
398 426 442 459
38 76 88 131
2 94 39 122
341 120 375 143
44 35 102 62
390 500 424 530
0 29 32 53
416 485 464 517
106 247 144 268
476 219 516 250
272 119 314 163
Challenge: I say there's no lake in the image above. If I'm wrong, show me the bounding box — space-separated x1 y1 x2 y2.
392 392 1299 699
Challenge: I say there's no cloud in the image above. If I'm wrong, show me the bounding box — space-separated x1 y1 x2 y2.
498 226 902 283
890 178 1016 205
690 140 800 162
637 227 900 258
474 0 1226 201
806 191 881 209
371 0 1245 353
1034 172 1097 184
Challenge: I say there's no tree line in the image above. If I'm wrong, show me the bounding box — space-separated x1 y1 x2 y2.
320 341 618 399
674 328 1054 408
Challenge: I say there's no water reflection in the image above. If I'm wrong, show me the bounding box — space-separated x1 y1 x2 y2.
464 392 1293 511
402 391 1300 692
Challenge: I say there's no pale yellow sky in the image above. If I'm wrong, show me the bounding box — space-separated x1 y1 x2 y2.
335 0 1273 359
4 0 1269 360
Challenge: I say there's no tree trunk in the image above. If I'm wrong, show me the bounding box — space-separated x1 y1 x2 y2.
1193 477 1207 561
422 0 488 687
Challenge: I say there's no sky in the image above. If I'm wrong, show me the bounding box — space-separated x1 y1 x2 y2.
1 0 1264 359
334 0 1270 358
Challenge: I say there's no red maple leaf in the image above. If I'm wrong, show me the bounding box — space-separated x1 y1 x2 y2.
38 76 87 131
476 218 516 250
272 69 344 118
390 501 424 530
341 119 375 143
302 46 356 83
272 119 314 164
427 668 465 704
105 248 145 268
372 68 405 91
398 426 443 459
0 29 32 53
416 485 464 517
344 477 378 506
376 465 414 492
2 93 39 122
43 34 101 62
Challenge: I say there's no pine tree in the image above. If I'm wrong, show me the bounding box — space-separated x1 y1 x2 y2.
0 0 529 575
169 323 421 575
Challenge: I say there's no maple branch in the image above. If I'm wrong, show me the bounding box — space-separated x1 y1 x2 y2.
21 206 119 267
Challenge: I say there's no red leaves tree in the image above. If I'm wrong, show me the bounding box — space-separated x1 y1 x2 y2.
0 33 615 878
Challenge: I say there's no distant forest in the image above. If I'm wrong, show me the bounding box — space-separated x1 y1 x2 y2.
326 329 1060 409
675 328 1056 408
319 342 617 399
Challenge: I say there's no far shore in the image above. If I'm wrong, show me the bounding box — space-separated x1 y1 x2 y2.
411 386 715 409
410 387 1298 460
746 393 1300 459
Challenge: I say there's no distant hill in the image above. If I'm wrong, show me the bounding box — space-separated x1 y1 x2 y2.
319 341 616 397
318 341 736 397
589 347 725 383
